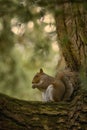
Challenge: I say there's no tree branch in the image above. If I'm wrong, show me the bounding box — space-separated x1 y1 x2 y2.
0 91 87 130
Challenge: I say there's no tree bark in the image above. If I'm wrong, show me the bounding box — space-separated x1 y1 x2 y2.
0 91 87 130
55 2 87 72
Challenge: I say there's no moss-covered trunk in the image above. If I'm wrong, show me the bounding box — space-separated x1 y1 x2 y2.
0 92 87 130
55 2 87 72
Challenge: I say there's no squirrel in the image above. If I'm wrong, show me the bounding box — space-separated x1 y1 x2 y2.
32 68 77 102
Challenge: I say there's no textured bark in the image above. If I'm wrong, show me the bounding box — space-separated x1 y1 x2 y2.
0 91 87 130
55 2 87 72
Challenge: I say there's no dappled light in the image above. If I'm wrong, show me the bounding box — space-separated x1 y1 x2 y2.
0 2 59 101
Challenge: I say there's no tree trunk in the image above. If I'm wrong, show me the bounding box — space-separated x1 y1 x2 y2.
0 91 87 130
55 2 87 72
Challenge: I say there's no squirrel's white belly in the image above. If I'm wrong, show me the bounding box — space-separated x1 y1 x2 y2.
42 85 54 102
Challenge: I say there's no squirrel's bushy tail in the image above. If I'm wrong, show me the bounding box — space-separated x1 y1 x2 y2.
55 69 79 100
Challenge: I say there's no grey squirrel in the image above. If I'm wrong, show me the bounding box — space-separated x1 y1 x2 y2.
32 68 77 102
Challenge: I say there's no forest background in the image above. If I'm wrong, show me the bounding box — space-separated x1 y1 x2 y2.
0 0 61 101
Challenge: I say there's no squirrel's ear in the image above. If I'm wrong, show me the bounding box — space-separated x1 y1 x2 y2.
40 68 43 73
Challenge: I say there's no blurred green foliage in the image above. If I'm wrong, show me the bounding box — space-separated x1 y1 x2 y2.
0 0 59 101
